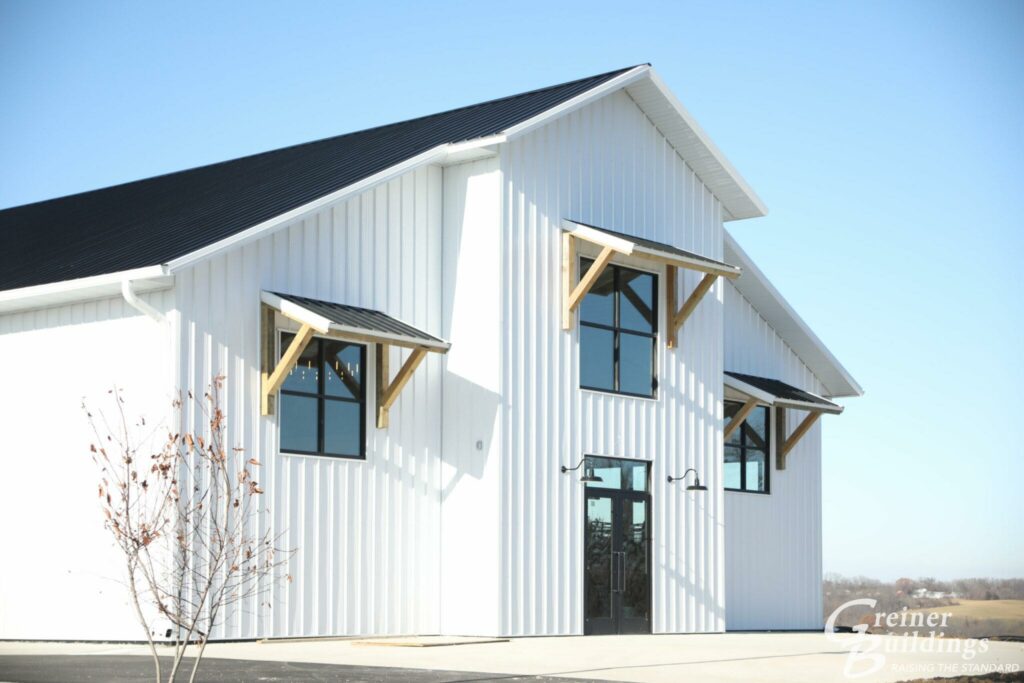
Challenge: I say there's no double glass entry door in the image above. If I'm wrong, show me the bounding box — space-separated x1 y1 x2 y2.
584 457 651 635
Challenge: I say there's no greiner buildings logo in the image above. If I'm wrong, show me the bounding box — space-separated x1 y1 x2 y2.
825 598 995 679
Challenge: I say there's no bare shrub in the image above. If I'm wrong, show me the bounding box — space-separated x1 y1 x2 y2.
85 375 292 683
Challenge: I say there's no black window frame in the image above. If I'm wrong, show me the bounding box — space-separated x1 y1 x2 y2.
724 400 770 494
279 331 367 460
578 257 659 399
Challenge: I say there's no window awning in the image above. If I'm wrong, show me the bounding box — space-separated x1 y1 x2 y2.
724 371 843 415
563 220 741 278
260 291 449 426
724 371 843 470
262 291 451 352
561 220 740 348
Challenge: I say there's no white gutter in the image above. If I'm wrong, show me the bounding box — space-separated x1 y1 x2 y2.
0 265 172 316
121 279 167 323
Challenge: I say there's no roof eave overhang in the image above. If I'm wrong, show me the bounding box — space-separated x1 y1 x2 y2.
0 265 173 315
624 69 768 221
504 65 768 223
724 229 863 398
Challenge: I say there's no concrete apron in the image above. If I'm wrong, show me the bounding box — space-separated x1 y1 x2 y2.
2 633 1022 683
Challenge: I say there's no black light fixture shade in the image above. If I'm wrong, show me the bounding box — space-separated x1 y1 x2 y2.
562 457 603 483
686 477 708 491
667 468 707 492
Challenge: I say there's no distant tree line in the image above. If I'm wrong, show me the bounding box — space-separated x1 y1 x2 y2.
824 574 1024 635
823 573 1024 638
826 575 1024 606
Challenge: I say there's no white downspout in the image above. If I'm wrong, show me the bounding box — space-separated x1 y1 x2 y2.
121 279 166 323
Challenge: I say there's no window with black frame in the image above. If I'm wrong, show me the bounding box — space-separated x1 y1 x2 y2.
578 258 657 398
279 332 366 459
724 400 770 493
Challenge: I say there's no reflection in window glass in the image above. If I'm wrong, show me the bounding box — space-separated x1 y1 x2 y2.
745 450 766 492
723 401 769 493
280 393 318 453
579 259 615 326
323 400 361 457
281 339 319 393
279 333 366 459
619 270 655 333
324 340 362 399
724 401 742 445
584 456 649 492
580 326 615 392
618 333 654 396
578 259 657 398
585 496 613 619
724 446 742 489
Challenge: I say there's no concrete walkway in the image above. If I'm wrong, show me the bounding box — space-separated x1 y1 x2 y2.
2 633 1022 682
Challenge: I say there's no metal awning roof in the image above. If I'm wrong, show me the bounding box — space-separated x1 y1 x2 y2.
725 371 843 414
262 291 450 352
562 219 741 279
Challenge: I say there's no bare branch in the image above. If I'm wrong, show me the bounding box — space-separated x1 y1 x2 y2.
85 375 294 683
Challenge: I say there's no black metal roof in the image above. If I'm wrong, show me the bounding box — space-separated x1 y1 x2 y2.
272 292 448 349
567 220 738 271
0 66 639 292
725 371 841 411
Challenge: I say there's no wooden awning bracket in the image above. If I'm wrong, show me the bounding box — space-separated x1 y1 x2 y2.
261 301 440 426
261 321 314 416
375 344 428 428
777 410 822 470
562 234 626 330
666 267 718 349
723 397 759 440
561 227 735 340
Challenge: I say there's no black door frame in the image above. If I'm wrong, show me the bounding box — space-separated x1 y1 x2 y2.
583 485 652 635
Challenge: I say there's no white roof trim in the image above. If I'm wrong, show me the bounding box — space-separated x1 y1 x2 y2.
562 221 636 254
624 70 768 221
724 374 844 415
563 219 742 278
723 374 776 404
502 66 651 138
505 65 767 222
260 291 331 334
724 229 863 398
0 265 172 315
776 397 844 415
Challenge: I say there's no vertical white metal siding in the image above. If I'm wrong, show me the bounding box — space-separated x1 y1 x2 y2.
0 292 175 640
173 166 444 639
439 158 504 635
723 282 825 630
500 89 727 635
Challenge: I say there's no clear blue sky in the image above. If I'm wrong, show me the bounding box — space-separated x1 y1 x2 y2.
2 1 1021 580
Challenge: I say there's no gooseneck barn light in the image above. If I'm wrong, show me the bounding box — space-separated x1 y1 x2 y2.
667 468 707 491
561 458 603 483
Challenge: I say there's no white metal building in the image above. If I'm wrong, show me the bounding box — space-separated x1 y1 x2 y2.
0 64 861 641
